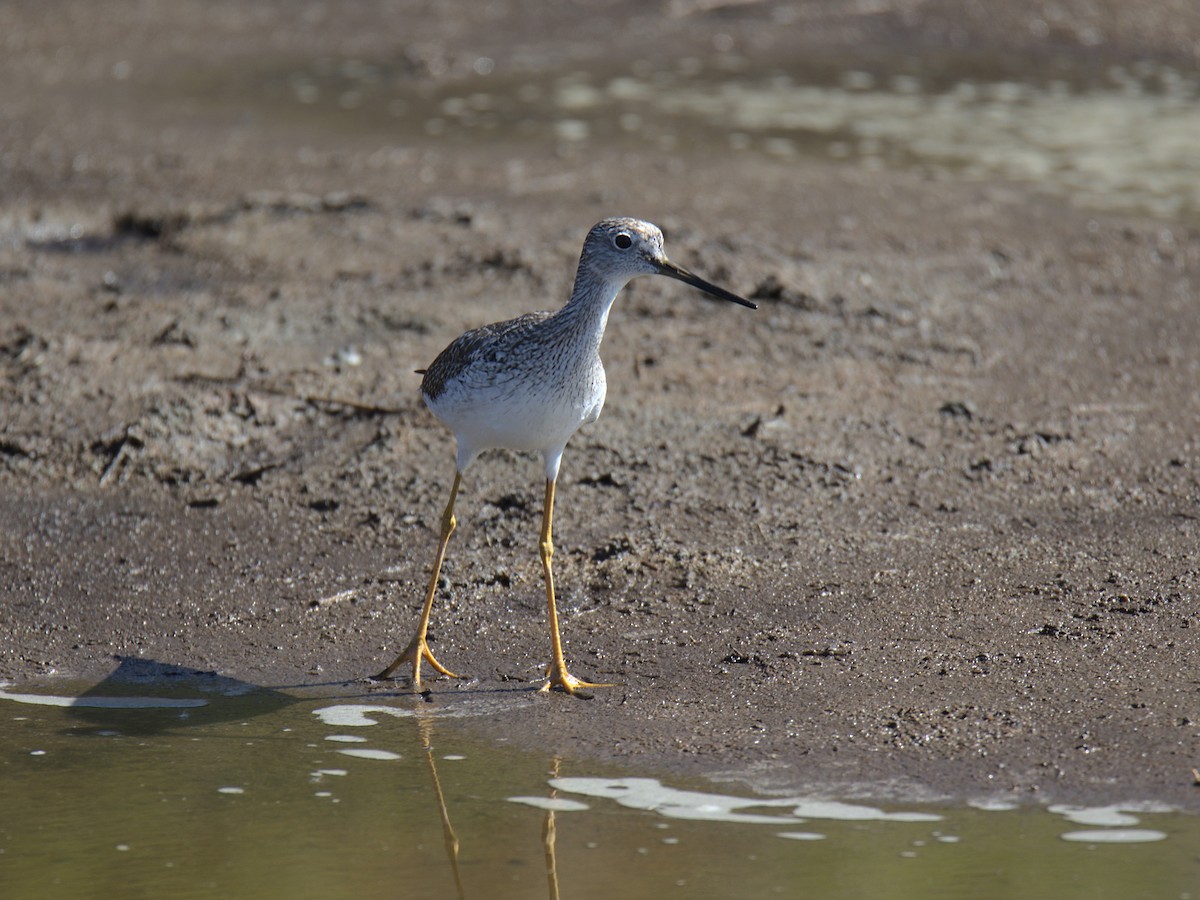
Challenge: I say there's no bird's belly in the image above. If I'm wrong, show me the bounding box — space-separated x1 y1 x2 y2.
427 380 603 455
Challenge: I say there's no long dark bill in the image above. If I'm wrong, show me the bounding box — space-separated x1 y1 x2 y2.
657 259 758 309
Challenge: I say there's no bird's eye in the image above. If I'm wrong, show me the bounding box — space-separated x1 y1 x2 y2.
614 233 633 250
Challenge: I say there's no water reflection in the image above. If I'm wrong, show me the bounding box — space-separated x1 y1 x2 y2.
416 716 466 900
321 702 571 897
0 676 1193 899
544 758 562 900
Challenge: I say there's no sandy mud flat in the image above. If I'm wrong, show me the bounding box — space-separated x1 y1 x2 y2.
2 1 1198 807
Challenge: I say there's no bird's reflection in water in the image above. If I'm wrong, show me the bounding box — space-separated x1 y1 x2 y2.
543 757 562 900
414 716 562 900
415 715 465 900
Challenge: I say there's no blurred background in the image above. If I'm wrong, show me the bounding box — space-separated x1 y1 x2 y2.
4 0 1199 224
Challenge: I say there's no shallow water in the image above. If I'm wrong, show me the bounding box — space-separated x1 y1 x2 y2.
2 671 1196 899
217 54 1200 224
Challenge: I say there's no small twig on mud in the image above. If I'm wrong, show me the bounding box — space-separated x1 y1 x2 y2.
305 395 405 416
98 443 129 486
96 428 143 486
229 462 283 485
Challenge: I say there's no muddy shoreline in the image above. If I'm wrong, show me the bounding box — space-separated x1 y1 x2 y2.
2 1 1198 808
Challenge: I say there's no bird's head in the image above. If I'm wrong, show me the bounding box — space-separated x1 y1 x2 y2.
580 217 756 309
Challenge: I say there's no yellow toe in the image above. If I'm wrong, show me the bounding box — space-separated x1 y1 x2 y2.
374 638 460 684
540 667 616 696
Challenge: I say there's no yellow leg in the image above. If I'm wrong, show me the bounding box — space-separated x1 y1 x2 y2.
374 471 462 684
538 478 613 695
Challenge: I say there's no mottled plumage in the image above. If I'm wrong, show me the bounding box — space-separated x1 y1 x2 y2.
420 311 554 402
375 217 755 694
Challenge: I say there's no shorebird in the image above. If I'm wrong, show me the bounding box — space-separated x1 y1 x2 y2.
375 217 756 694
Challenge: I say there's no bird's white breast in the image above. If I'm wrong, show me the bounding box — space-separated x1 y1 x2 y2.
425 356 606 459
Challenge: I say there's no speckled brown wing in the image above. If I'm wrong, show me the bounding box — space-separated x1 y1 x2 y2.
420 311 553 401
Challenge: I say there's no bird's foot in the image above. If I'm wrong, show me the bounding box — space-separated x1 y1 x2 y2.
372 636 460 685
539 663 615 697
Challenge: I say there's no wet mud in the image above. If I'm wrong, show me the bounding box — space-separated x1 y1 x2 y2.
2 1 1198 807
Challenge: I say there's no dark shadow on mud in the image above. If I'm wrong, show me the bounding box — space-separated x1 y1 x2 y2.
64 655 301 736
63 656 539 737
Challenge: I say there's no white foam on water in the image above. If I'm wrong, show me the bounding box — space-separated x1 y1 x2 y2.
507 796 591 812
776 831 826 841
324 734 368 743
311 769 348 779
1060 829 1168 844
551 778 940 826
792 800 942 823
311 698 521 728
336 748 401 761
217 787 245 795
549 777 796 824
969 798 1020 812
0 686 207 710
1049 805 1141 827
313 704 415 727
